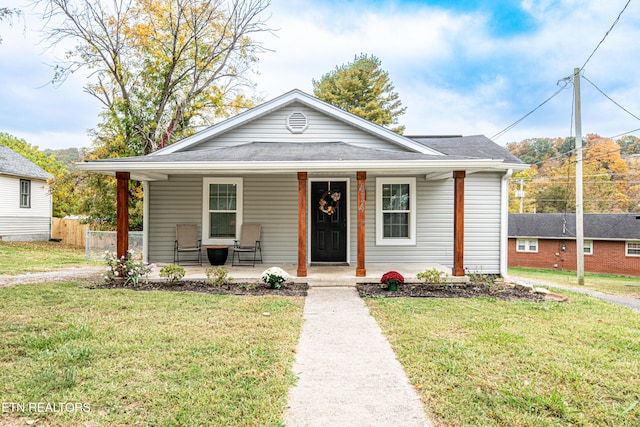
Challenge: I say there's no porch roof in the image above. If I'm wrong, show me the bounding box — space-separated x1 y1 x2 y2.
78 141 527 181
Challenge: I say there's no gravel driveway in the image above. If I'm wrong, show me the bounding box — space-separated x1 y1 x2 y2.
0 266 105 287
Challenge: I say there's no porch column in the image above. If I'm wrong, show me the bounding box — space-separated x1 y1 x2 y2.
297 172 308 277
453 170 465 276
116 171 130 259
356 171 367 277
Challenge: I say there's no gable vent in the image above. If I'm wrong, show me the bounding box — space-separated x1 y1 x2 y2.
286 111 308 133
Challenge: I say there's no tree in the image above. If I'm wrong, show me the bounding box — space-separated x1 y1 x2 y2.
313 54 406 133
39 0 271 155
36 0 271 228
0 8 21 44
507 134 634 214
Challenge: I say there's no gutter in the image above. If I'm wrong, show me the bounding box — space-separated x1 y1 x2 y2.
500 168 513 278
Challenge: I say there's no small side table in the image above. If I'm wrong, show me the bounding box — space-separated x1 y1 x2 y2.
203 245 229 265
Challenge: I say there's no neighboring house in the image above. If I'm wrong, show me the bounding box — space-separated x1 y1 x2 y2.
509 213 640 276
0 145 53 241
78 90 526 277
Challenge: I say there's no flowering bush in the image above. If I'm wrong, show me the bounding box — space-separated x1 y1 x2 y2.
380 271 404 287
104 249 155 286
261 267 290 289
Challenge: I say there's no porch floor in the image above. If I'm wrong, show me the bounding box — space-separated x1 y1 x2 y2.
150 262 468 286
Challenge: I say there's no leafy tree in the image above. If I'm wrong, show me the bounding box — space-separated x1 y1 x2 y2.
617 135 640 155
0 7 21 44
508 134 634 214
313 54 406 133
36 0 271 228
38 0 270 155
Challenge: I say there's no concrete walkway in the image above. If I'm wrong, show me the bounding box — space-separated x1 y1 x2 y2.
283 287 431 427
511 277 640 313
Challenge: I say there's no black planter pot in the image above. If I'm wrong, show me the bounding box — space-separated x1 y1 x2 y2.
205 246 229 265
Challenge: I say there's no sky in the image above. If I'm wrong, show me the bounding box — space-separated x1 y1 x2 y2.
1 0 639 150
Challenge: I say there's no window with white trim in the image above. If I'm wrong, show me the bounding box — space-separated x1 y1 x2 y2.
626 241 640 257
376 177 416 246
584 240 593 255
516 238 538 253
20 179 31 208
202 178 243 244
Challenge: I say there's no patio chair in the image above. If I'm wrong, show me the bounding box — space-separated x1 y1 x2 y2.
232 224 262 267
174 224 202 265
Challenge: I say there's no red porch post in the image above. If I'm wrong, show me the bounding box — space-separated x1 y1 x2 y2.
116 171 130 259
453 170 465 276
297 172 308 277
356 171 367 277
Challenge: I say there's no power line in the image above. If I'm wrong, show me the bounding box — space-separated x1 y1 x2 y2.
609 128 640 139
582 74 640 122
580 0 633 72
491 80 570 140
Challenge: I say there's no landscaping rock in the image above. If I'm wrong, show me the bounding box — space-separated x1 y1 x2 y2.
534 287 551 294
544 292 569 302
514 282 535 292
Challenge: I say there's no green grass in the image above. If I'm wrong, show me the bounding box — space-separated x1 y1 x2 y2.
509 267 640 299
367 294 640 426
0 282 304 426
0 241 98 275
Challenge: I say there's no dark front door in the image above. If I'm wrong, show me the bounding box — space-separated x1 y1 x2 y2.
311 181 347 263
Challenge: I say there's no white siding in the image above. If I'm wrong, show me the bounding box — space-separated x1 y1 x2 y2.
464 173 502 273
0 175 52 241
360 172 502 272
189 103 404 152
148 174 299 263
147 171 504 273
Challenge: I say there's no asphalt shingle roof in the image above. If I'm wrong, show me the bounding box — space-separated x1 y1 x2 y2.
0 145 53 180
409 135 525 164
92 141 480 163
509 213 640 240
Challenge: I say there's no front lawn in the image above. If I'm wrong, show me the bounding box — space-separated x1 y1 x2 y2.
0 282 304 426
509 267 640 299
367 294 640 426
0 241 96 275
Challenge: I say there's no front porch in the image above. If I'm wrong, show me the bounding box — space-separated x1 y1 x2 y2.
148 262 469 286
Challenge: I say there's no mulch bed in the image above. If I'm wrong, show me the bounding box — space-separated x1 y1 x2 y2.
356 282 546 302
87 280 546 301
87 280 309 296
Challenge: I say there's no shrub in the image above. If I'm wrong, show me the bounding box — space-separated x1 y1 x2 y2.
104 250 154 286
416 268 446 284
380 271 404 287
205 266 232 286
159 264 185 285
261 267 290 289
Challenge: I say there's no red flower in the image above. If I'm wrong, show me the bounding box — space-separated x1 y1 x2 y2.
381 271 404 285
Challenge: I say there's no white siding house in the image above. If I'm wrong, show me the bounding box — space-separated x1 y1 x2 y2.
0 145 53 241
79 90 527 277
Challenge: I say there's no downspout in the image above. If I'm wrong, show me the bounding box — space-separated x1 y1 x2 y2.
143 181 149 264
500 169 513 277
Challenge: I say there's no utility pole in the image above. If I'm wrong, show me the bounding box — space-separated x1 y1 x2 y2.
574 68 585 285
516 179 525 214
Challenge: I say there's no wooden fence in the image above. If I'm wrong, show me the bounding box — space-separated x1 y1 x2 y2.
51 218 88 247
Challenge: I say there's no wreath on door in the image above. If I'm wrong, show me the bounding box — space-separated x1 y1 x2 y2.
318 189 341 216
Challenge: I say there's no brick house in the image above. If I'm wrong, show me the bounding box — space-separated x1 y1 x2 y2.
508 213 640 277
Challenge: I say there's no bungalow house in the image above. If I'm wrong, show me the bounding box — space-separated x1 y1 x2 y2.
509 213 640 276
78 90 526 277
0 145 53 241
